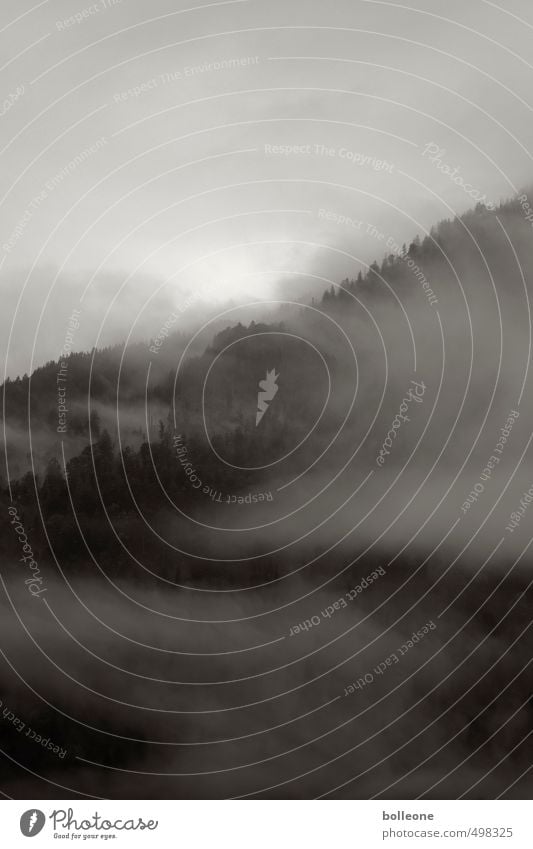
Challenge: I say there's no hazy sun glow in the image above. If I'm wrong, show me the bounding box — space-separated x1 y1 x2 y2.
168 242 318 305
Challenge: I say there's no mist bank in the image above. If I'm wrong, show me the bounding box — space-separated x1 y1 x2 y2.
0 571 530 799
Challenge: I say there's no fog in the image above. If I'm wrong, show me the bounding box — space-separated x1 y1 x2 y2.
1 572 530 799
2 0 533 804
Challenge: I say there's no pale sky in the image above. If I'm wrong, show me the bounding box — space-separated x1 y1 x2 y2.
2 0 533 376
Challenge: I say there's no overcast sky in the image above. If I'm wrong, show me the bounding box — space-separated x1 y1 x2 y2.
2 0 533 376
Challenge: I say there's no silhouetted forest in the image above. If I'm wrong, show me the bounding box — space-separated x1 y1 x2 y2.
2 193 533 584
2 194 533 799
